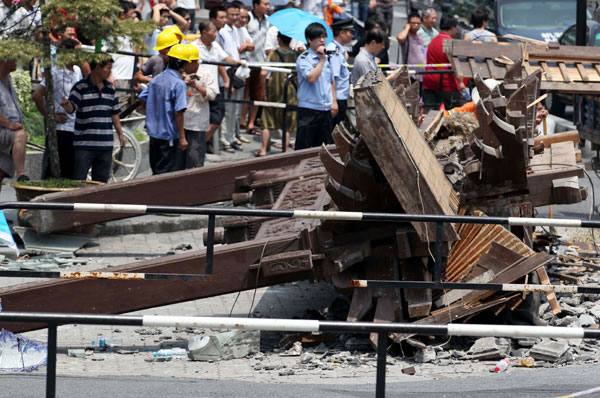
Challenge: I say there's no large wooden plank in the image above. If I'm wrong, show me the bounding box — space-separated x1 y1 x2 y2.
461 252 554 304
354 71 458 242
20 147 328 233
0 234 306 332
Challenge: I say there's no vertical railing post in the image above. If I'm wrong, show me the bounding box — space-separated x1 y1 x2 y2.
434 222 444 286
205 214 216 274
376 332 387 398
46 324 57 398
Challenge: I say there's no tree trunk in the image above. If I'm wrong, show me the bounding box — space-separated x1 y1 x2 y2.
41 0 61 178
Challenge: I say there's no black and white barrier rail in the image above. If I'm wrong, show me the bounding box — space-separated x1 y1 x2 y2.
1 311 600 398
2 201 599 279
351 280 600 294
2 201 598 228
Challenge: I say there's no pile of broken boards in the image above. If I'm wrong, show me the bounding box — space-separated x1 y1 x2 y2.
225 66 587 347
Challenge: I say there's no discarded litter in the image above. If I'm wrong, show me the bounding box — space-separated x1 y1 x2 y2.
0 329 47 372
91 337 123 348
494 358 510 372
153 348 188 359
518 356 535 367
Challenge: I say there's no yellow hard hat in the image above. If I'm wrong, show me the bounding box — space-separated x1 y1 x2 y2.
154 30 180 51
162 25 185 41
167 43 190 61
186 44 200 61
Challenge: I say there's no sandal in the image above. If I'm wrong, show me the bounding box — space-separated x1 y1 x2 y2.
255 151 266 157
247 127 262 136
222 145 235 153
238 136 250 143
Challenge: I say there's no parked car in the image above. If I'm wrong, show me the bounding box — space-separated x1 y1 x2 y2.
445 0 590 43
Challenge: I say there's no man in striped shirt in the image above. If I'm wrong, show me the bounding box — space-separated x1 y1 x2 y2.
61 58 126 183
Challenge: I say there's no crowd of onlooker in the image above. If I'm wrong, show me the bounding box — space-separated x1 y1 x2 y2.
0 0 500 187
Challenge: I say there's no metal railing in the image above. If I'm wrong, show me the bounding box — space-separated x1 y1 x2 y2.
2 201 599 397
1 311 599 398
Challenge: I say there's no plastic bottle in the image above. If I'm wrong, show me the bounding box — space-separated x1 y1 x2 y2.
153 348 188 359
494 358 510 372
91 337 123 348
518 356 535 367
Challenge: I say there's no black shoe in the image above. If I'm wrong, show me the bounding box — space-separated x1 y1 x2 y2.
17 174 30 182
230 141 242 151
206 142 214 154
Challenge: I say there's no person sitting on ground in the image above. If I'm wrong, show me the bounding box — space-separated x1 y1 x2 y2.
60 57 126 183
31 38 83 179
464 8 497 42
256 32 298 157
351 28 386 85
0 59 29 187
182 44 218 168
138 44 189 175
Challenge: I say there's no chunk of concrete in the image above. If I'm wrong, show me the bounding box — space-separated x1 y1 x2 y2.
280 341 303 356
414 346 436 363
529 339 569 362
579 314 596 327
467 337 505 360
188 329 260 361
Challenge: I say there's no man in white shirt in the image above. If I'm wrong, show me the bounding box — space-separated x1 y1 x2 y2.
0 0 34 38
31 38 83 179
218 1 246 151
194 20 241 152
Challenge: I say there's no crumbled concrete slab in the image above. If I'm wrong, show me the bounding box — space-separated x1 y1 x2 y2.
579 314 596 327
467 337 506 360
188 329 260 361
280 341 303 357
415 346 436 363
67 349 86 358
529 339 569 362
13 227 92 253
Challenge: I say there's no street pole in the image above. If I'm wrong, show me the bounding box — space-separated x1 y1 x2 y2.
576 0 587 46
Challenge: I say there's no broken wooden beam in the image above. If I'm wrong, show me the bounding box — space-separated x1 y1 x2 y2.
354 70 458 242
0 234 308 333
20 147 328 234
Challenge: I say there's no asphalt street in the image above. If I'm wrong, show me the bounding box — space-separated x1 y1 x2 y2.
3 363 600 397
3 2 600 397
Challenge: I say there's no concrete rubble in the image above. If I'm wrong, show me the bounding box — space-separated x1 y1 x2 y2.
188 329 260 361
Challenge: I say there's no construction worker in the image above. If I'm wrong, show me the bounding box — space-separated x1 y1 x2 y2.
134 29 182 85
139 43 190 175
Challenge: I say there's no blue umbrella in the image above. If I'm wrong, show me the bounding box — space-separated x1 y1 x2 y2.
266 8 334 45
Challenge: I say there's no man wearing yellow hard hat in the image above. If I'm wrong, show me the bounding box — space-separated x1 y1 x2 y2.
139 43 190 175
134 28 182 85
